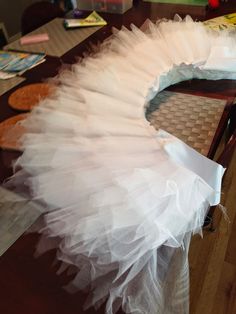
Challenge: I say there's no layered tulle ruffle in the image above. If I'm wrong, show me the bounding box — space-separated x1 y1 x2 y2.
8 16 236 313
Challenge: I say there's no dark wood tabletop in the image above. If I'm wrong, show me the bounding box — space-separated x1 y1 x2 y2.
0 1 236 314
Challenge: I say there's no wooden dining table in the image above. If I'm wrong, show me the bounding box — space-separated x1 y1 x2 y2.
0 1 236 313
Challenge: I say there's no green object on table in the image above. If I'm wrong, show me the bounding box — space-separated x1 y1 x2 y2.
143 0 208 5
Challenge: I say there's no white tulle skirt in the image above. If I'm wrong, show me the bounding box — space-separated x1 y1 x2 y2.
7 16 236 313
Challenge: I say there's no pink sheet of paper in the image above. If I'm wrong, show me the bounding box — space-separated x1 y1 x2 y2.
20 33 49 45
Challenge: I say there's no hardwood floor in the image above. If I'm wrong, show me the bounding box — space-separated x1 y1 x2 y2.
189 149 236 314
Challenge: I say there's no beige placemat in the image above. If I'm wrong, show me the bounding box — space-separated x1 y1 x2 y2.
0 187 43 256
146 91 226 156
0 77 25 96
5 18 102 57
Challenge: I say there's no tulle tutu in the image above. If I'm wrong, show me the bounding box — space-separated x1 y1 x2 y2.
6 16 236 313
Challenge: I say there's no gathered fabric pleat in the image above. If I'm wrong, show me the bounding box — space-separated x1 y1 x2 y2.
6 16 236 313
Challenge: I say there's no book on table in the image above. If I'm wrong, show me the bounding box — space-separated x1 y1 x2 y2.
0 50 45 79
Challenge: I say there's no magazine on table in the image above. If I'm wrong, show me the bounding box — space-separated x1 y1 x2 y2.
0 50 45 79
204 13 236 30
64 11 107 29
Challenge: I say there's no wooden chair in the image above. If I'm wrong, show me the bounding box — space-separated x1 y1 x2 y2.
146 91 235 231
21 1 65 35
0 22 8 49
204 103 236 230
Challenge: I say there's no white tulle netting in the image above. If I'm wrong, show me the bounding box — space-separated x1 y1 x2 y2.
7 16 236 313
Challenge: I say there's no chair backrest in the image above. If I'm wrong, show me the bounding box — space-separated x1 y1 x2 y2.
0 22 8 48
21 1 64 35
217 128 236 169
204 105 235 230
217 104 236 169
